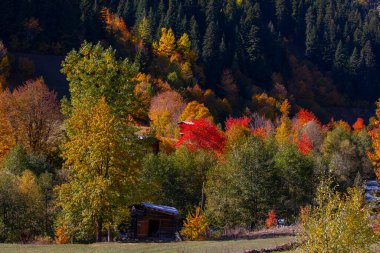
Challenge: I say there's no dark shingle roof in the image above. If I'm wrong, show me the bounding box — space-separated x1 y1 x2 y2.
141 202 180 216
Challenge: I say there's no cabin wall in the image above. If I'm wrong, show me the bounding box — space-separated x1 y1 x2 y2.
130 209 179 240
136 219 149 237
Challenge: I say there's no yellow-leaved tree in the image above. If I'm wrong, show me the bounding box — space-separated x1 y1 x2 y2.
298 181 378 253
177 33 195 62
153 28 176 57
179 101 214 123
181 207 208 240
275 99 292 145
55 97 142 242
149 90 186 139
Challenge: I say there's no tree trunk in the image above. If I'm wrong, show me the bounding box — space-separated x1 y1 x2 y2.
107 224 111 242
96 219 103 242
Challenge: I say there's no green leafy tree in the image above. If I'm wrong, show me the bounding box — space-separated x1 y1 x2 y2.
1 144 51 175
321 125 372 191
61 42 138 118
0 169 44 242
206 136 278 228
274 141 315 217
142 148 216 214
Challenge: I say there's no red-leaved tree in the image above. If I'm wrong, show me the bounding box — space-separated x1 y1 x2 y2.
353 118 365 131
252 128 267 139
298 134 313 155
177 118 226 155
296 108 321 127
225 116 250 131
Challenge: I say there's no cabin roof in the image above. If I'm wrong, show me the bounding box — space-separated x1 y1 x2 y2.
142 202 180 216
132 202 180 216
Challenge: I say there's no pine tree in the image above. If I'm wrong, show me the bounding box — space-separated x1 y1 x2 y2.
362 40 375 69
202 21 218 64
305 7 317 58
134 0 147 25
333 41 346 70
246 25 261 65
190 16 201 60
349 47 361 74
165 0 177 30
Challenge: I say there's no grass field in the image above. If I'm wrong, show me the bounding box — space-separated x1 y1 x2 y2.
0 236 295 253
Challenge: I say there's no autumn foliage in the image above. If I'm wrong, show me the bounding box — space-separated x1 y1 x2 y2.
177 119 225 155
54 226 70 244
368 100 380 180
0 78 62 159
181 207 208 240
297 109 320 125
251 128 267 139
298 134 313 155
101 8 131 42
300 206 310 226
353 118 365 131
225 116 250 131
266 210 277 228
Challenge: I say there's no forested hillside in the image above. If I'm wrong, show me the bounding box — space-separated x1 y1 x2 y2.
0 0 380 247
1 0 380 120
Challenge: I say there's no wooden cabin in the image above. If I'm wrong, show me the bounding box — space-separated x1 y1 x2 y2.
129 203 181 241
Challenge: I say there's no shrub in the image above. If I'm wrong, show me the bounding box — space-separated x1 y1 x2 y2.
266 210 277 228
299 206 310 226
34 235 53 245
298 182 379 253
181 207 208 240
55 226 70 244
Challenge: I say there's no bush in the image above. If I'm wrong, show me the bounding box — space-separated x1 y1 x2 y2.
34 235 53 245
298 182 379 253
55 225 70 244
266 210 277 228
181 207 208 240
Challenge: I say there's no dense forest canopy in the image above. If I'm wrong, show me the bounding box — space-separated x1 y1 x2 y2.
1 0 380 120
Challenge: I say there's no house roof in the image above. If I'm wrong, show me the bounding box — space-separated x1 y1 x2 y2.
138 202 180 216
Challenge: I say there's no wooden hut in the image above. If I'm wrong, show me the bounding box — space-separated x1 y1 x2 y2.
128 203 181 241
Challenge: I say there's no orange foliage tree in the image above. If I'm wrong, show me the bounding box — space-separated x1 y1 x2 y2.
266 210 277 228
101 8 131 42
177 118 225 155
295 108 321 127
252 128 268 139
55 225 70 244
0 78 62 159
225 116 252 148
353 118 365 131
368 100 380 180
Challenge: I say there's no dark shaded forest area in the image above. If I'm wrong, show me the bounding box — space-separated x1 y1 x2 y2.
1 0 380 121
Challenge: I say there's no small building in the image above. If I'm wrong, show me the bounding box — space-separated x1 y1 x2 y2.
128 203 181 241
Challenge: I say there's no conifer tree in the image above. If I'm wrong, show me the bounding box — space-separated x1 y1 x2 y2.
305 7 317 58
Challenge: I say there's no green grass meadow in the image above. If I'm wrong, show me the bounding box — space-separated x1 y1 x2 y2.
0 236 295 253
